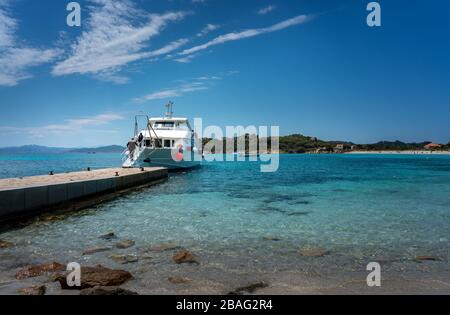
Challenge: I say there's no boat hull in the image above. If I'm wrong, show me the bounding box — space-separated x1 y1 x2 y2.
126 148 202 170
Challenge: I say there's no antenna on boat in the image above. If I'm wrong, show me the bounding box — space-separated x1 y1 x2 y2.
165 101 174 119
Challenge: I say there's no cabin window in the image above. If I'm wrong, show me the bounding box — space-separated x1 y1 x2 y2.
145 140 151 147
156 122 174 128
155 140 162 148
164 140 171 148
172 140 175 147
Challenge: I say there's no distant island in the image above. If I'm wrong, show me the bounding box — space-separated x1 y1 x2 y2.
66 145 125 154
0 145 125 155
202 134 450 154
0 135 449 155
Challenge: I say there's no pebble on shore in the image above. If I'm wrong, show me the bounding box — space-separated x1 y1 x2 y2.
55 265 133 290
15 262 66 280
18 285 46 295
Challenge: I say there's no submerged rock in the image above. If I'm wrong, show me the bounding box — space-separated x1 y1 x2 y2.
18 285 46 295
82 247 111 255
299 249 330 257
258 206 286 214
262 236 282 241
415 255 440 262
100 232 116 240
168 276 191 284
147 243 179 252
172 250 199 264
39 214 69 223
115 240 135 249
287 211 311 216
109 254 139 264
0 239 13 249
80 286 138 295
228 282 269 295
55 265 132 290
15 262 65 280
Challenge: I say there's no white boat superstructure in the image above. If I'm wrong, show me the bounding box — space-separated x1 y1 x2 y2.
122 102 202 170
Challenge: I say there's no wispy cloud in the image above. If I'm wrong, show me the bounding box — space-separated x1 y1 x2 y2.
179 14 310 57
197 24 220 37
133 82 209 103
132 70 238 103
0 2 61 86
52 0 188 83
173 53 200 64
0 113 124 138
258 5 277 15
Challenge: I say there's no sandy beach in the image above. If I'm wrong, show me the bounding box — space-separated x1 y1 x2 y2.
346 150 450 155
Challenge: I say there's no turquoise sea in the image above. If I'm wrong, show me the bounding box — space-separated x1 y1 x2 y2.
0 153 449 294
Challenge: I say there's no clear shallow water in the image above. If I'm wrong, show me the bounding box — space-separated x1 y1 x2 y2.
0 153 121 178
1 153 450 292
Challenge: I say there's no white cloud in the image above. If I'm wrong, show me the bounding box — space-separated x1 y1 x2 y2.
133 81 209 103
0 113 124 138
132 71 238 103
0 3 15 48
258 5 277 15
52 0 188 83
179 14 310 57
0 3 61 86
197 24 220 37
173 53 199 63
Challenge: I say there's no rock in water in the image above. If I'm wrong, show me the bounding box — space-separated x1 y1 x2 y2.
415 255 439 262
55 265 132 290
168 276 191 284
40 214 67 222
82 247 111 255
147 243 179 252
16 262 65 280
18 285 46 295
0 239 13 249
100 232 116 240
299 249 330 257
262 236 281 241
80 286 138 295
109 254 139 264
172 250 199 264
115 240 135 249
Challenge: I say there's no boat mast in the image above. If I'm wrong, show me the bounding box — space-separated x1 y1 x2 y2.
165 101 174 119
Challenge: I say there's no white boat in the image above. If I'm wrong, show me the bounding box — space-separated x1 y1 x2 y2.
122 102 202 170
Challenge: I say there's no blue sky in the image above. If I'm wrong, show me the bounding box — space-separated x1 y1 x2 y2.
0 0 449 147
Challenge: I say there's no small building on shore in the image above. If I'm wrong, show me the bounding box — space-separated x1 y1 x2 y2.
334 144 345 153
424 143 442 150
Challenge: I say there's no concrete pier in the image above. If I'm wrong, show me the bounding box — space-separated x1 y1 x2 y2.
0 167 168 223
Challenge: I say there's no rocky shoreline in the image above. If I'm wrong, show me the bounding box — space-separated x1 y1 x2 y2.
1 230 449 295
